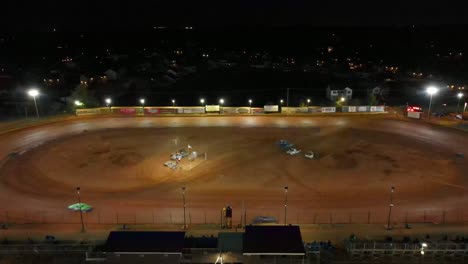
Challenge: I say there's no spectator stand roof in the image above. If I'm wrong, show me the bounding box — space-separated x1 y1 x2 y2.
243 225 305 256
105 231 185 254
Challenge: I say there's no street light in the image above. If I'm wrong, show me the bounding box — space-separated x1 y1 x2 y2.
306 98 311 106
200 98 205 106
340 97 346 102
27 89 40 118
76 187 85 233
280 99 284 105
140 98 145 107
284 186 288 225
172 99 175 107
457 93 464 115
426 86 438 120
182 187 187 229
105 98 112 107
386 186 395 230
248 99 252 114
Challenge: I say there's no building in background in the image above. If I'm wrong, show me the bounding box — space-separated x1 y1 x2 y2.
326 86 353 101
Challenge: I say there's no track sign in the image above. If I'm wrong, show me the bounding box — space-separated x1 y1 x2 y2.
205 105 220 112
264 105 279 112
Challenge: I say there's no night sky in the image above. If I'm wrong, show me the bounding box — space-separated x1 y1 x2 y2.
2 1 468 31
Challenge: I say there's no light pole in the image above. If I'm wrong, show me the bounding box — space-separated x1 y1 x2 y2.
27 89 40 118
182 187 186 229
140 98 145 108
280 99 284 106
248 99 252 114
426 86 438 120
105 98 112 111
306 98 311 107
172 99 175 107
457 93 464 115
76 187 85 233
219 99 224 114
284 186 288 225
200 98 205 106
386 186 395 230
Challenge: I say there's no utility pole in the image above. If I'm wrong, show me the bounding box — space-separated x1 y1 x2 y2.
284 186 288 225
386 186 395 230
182 187 186 229
76 187 85 233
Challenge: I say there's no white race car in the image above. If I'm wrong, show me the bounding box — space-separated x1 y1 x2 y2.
305 151 316 159
286 148 301 155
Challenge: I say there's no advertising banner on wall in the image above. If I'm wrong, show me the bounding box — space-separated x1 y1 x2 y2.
295 107 309 113
144 108 176 115
264 105 279 112
177 107 205 114
76 108 102 115
205 105 220 112
321 107 336 113
252 108 264 114
118 108 137 115
308 107 322 113
358 106 369 112
348 106 357 112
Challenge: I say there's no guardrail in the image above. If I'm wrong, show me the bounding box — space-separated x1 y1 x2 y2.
76 106 387 116
0 243 95 254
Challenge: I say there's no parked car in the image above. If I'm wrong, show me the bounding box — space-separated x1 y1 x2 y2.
253 216 278 224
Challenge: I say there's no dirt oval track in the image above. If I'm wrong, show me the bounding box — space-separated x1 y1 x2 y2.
0 115 466 225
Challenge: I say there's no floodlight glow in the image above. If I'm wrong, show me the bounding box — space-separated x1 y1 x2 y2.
28 89 39 97
426 86 438 95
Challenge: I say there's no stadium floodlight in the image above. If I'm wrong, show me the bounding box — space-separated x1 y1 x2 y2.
27 88 40 118
457 93 464 115
426 86 439 119
284 186 288 225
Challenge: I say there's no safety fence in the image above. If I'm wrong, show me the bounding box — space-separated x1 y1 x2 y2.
76 105 386 116
0 207 466 227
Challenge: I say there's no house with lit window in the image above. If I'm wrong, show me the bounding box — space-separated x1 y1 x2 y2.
326 86 353 101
